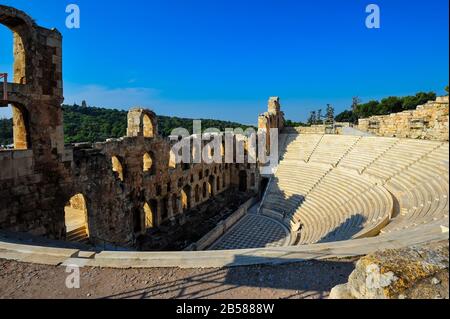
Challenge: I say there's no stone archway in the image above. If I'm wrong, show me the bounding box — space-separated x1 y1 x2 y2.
144 200 158 229
0 103 30 149
64 194 89 243
143 152 156 174
0 8 33 85
143 114 154 138
0 20 30 150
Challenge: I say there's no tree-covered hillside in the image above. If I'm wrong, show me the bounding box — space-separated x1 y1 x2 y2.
0 104 255 145
335 92 437 123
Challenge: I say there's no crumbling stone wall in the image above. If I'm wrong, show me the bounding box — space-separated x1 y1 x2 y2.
358 96 449 141
68 130 254 246
0 5 71 238
0 5 263 248
258 97 285 153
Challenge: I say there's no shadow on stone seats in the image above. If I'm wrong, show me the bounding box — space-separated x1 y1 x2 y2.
316 214 367 244
266 177 305 219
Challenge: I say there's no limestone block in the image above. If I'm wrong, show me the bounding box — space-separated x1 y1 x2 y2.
332 241 449 299
329 284 354 299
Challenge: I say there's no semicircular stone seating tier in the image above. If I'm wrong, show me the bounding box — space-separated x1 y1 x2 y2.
260 133 449 246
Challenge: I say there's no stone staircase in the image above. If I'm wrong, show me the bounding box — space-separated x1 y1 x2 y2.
66 225 89 244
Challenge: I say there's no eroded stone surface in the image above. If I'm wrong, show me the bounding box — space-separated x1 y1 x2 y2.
330 241 449 299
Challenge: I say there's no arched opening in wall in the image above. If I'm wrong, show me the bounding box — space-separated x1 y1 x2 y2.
216 176 221 192
0 24 14 84
64 194 89 243
0 24 30 150
202 182 207 198
143 152 156 174
222 175 226 188
144 200 158 229
0 103 30 150
172 194 179 216
168 150 177 169
143 114 154 138
0 22 26 85
181 185 191 211
112 156 124 181
195 184 200 203
239 170 248 192
160 197 169 221
208 175 215 197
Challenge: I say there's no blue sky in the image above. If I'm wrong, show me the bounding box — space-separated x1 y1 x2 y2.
1 0 448 124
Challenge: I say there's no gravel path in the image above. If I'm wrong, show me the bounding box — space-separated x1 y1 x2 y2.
0 258 356 299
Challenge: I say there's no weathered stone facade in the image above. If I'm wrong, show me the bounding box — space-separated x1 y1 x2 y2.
0 5 263 248
258 97 285 153
357 96 449 141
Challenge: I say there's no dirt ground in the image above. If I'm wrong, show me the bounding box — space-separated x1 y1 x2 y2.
0 258 356 299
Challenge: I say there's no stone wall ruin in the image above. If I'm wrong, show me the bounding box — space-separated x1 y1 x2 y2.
357 96 449 141
0 5 265 248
